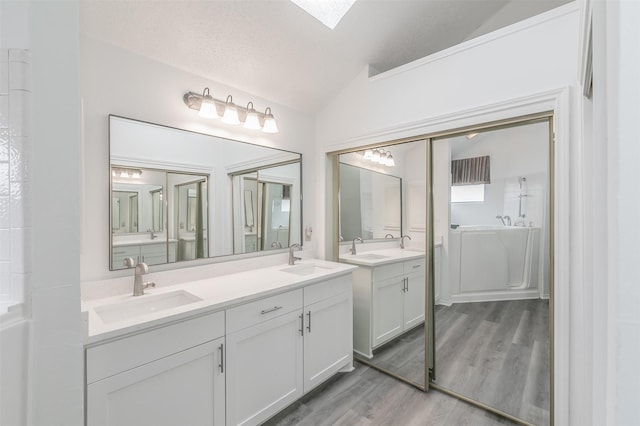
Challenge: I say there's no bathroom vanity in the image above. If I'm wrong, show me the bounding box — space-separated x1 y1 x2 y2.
340 248 425 359
82 260 355 426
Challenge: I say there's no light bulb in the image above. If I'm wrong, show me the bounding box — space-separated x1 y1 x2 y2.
198 88 219 119
262 107 279 133
243 102 261 130
222 95 240 125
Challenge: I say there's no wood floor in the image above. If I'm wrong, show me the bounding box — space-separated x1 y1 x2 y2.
435 300 550 425
264 362 518 426
264 299 549 426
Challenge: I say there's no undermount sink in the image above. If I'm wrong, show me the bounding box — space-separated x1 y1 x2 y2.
352 253 390 260
95 290 203 324
280 263 333 276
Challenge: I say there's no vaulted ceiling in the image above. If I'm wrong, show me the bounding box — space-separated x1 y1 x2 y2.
81 0 571 113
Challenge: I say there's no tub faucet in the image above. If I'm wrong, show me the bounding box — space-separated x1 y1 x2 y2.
496 215 512 226
400 235 412 249
289 244 302 265
350 237 363 255
128 259 156 296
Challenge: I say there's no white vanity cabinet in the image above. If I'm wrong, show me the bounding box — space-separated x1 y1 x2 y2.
225 276 353 426
112 240 177 268
303 277 353 393
351 256 425 358
86 311 225 426
84 264 355 426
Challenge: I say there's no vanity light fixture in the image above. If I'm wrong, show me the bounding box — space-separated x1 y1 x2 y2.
244 102 261 130
359 148 395 167
112 167 143 179
198 87 219 119
183 88 279 133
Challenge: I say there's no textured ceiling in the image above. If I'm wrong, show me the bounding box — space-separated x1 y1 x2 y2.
80 0 571 113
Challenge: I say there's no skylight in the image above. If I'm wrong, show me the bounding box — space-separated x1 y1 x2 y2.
290 0 357 30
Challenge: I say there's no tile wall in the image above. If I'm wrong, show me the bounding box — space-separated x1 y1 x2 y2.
0 49 31 315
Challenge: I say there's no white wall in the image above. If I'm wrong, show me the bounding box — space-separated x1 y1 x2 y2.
80 37 316 282
0 1 85 426
589 1 640 424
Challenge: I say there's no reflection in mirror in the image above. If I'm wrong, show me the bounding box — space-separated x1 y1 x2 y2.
338 161 401 241
231 162 300 253
111 167 169 269
337 140 428 388
432 120 551 424
109 115 302 270
173 174 208 261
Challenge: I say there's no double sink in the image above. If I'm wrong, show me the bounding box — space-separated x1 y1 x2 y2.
92 261 337 325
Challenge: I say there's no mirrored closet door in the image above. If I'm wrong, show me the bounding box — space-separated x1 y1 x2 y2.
430 117 553 425
334 139 431 389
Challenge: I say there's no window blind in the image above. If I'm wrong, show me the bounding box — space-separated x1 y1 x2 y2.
451 155 491 185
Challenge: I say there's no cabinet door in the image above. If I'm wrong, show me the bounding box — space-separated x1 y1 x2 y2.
303 291 353 393
226 309 303 426
111 245 141 269
372 277 404 347
141 242 168 265
87 338 224 426
404 271 426 330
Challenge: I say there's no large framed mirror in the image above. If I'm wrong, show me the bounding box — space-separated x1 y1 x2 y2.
109 115 302 270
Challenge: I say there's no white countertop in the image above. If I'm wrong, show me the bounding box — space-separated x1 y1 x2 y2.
339 248 426 267
82 259 356 345
112 239 178 247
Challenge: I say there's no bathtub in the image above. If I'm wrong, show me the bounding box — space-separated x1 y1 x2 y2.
447 225 541 303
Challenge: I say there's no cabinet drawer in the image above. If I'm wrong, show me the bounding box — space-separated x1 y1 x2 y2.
86 310 224 384
226 289 303 334
141 243 168 256
304 275 352 306
372 262 403 282
404 257 425 274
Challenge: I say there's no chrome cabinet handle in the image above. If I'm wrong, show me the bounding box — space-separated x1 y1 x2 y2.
413 264 420 269
306 311 312 333
299 313 304 336
260 306 283 315
218 343 224 373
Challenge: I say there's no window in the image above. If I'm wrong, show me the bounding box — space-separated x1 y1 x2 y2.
451 184 485 203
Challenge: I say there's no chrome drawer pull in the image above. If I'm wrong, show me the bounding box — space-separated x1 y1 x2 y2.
299 314 304 336
413 265 420 268
306 311 312 333
218 343 224 373
260 306 283 315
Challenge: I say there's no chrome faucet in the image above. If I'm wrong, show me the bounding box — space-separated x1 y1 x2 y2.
385 234 395 239
123 257 156 296
147 228 158 240
400 235 412 249
288 244 302 265
503 215 511 226
350 237 363 255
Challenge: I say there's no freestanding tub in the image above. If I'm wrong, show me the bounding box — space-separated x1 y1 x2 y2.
447 225 541 303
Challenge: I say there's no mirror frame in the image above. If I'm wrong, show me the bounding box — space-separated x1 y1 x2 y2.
108 115 303 271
